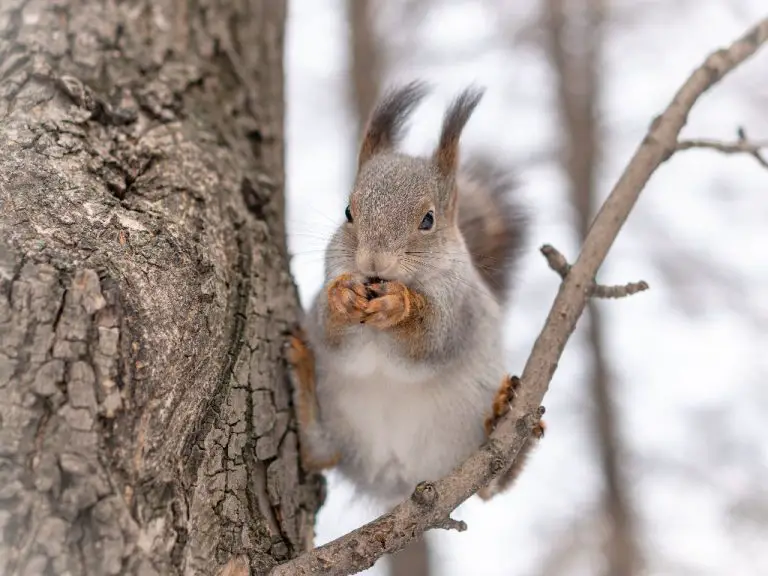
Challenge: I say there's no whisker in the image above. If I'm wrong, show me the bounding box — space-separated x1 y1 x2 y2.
402 256 488 298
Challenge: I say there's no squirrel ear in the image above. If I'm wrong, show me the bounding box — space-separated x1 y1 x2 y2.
433 86 485 177
358 81 429 170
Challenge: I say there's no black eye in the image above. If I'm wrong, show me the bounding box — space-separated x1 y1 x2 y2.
419 210 434 231
345 205 353 223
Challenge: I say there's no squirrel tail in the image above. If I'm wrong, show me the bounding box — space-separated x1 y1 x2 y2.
457 156 528 303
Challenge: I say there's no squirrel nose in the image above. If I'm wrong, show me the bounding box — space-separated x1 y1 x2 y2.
357 251 399 279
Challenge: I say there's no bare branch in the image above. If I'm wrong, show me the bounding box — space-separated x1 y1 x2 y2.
270 17 768 576
676 138 768 155
677 128 768 168
541 244 649 300
591 282 649 299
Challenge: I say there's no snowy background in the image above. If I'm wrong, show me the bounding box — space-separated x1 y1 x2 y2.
284 1 768 574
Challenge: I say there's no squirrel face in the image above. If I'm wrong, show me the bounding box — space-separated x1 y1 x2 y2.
345 153 461 283
342 81 485 284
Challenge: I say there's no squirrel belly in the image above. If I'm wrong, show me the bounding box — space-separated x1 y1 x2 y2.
314 319 504 504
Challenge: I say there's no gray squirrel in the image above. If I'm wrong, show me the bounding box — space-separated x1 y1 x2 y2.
288 81 544 505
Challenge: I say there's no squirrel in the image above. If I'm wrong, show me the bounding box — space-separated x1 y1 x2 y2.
287 81 544 505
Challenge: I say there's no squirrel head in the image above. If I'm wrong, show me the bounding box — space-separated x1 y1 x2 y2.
342 81 484 283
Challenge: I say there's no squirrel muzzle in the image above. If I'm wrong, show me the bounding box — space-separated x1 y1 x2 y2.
356 249 400 281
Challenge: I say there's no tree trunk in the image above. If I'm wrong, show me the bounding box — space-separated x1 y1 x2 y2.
0 1 320 575
346 0 381 142
543 1 639 575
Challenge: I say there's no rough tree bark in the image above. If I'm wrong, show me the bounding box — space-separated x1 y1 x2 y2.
0 1 320 575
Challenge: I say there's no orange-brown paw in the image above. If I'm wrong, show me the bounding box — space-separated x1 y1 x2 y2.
484 374 547 438
287 329 315 397
301 449 341 473
286 328 319 431
327 273 369 324
287 329 342 472
485 375 519 435
363 280 418 329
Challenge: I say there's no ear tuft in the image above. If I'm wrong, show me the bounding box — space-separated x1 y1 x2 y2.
434 86 485 177
358 81 430 169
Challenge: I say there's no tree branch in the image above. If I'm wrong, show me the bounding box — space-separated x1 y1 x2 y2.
677 127 768 168
271 16 768 576
541 244 649 299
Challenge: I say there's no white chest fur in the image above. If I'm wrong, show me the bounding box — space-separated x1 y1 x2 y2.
318 334 495 501
337 338 434 383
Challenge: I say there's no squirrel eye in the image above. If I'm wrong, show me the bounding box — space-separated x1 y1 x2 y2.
419 210 435 231
345 204 353 223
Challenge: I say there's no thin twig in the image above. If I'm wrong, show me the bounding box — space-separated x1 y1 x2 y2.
676 127 768 168
591 282 649 299
541 244 649 299
676 138 768 154
269 17 768 576
738 126 768 168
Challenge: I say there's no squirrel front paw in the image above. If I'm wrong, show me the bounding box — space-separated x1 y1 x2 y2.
327 273 369 324
364 280 423 329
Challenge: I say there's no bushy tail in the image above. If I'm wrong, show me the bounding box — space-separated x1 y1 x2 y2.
457 156 528 304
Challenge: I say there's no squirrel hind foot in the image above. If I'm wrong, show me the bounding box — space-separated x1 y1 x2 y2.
480 375 546 500
484 375 520 435
286 330 315 389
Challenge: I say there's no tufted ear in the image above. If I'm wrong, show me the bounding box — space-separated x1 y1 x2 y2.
358 81 429 170
433 86 485 178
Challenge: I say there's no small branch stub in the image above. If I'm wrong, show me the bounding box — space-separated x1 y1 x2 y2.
437 517 467 532
411 482 466 532
411 481 438 508
541 244 571 277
